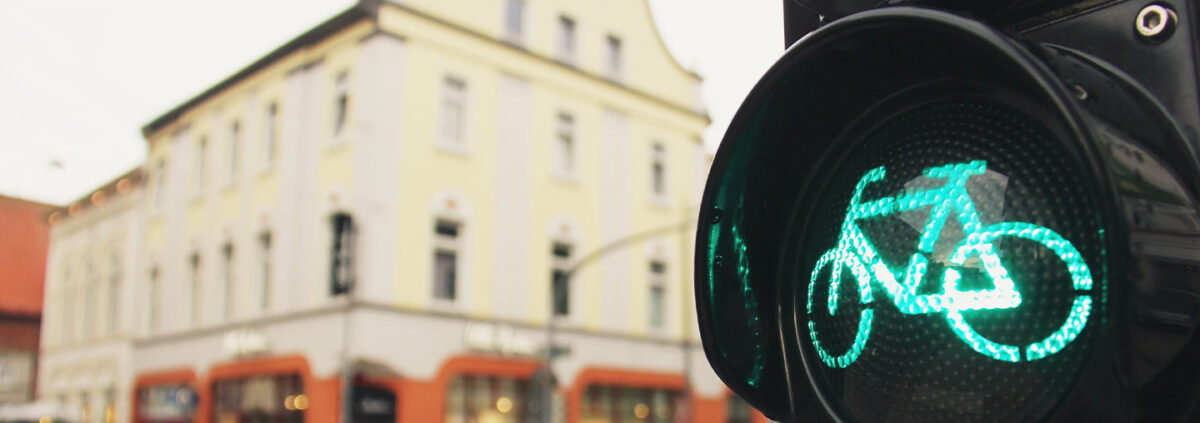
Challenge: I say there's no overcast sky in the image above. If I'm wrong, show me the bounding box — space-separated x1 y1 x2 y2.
0 0 783 206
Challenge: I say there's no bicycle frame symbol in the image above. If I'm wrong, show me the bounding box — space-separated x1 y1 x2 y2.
807 160 1094 367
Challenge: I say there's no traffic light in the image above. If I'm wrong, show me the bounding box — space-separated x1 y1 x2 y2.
695 1 1200 422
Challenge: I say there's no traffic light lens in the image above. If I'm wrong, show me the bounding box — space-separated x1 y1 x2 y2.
796 99 1106 422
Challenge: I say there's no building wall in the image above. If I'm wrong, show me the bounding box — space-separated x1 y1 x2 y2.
131 1 722 422
39 179 142 421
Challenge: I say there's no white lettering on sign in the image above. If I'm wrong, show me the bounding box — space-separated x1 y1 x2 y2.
223 329 269 357
463 323 540 356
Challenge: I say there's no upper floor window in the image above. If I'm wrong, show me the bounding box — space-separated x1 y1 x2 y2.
649 260 667 329
557 16 576 64
330 213 355 296
505 0 524 42
107 253 120 334
153 159 167 209
333 72 350 137
263 102 278 166
193 136 207 195
440 76 468 148
555 113 576 178
147 266 159 333
651 143 667 199
433 220 461 301
551 242 572 317
189 253 202 327
228 121 241 183
605 35 623 80
221 243 235 320
83 263 96 339
258 232 272 311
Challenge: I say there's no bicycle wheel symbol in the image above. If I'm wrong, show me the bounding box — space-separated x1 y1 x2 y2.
806 161 1094 368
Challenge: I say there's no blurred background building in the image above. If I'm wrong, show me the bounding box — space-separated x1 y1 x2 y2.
28 0 768 422
37 171 143 423
0 195 53 406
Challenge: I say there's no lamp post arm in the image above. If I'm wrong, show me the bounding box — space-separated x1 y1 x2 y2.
564 219 695 279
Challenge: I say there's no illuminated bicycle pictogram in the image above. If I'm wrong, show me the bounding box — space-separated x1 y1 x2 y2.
807 160 1094 367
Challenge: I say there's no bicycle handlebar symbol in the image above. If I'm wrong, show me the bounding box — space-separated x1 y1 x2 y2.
807 160 1094 368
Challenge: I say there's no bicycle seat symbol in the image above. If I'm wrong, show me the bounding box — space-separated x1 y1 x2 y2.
807 160 1094 368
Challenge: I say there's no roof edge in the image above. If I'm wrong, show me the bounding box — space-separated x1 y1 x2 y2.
141 1 380 139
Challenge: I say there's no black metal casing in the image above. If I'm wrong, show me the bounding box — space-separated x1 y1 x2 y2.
697 1 1200 422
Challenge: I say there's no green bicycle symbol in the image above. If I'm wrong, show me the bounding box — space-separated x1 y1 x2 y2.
807 160 1094 367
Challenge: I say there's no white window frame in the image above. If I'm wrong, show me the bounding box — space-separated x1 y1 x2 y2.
107 253 120 335
221 242 235 321
554 112 577 181
432 219 463 305
258 231 272 313
262 102 278 171
550 241 573 321
439 76 469 152
651 142 668 203
226 121 241 186
332 71 350 142
152 159 167 212
192 136 207 197
504 0 525 44
188 252 202 328
147 266 159 334
557 15 577 64
648 259 668 331
605 34 623 81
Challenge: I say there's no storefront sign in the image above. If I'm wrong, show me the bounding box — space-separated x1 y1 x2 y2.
463 323 541 356
223 329 269 357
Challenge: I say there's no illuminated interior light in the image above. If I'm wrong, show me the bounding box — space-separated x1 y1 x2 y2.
496 396 513 413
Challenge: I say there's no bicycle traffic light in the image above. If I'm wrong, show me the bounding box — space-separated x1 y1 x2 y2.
695 1 1200 422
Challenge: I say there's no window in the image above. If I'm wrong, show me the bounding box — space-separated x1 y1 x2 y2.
505 0 524 42
558 16 576 63
63 277 74 342
153 159 166 209
83 265 95 339
606 35 623 80
333 72 350 137
193 136 207 194
147 267 159 333
445 375 531 423
258 232 272 311
330 213 355 296
107 253 120 334
263 102 278 166
651 143 667 199
440 77 468 147
433 220 460 301
189 253 201 326
221 243 234 320
649 260 667 329
551 242 572 317
583 386 680 423
228 122 241 182
555 113 576 177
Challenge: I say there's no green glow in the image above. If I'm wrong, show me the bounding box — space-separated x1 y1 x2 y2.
807 161 1095 367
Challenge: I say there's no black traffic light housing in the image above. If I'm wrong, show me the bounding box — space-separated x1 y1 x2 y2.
697 1 1200 422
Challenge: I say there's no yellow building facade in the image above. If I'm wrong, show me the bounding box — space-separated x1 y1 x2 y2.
129 1 749 422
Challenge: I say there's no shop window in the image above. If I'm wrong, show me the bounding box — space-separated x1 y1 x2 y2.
331 213 355 296
551 242 572 317
727 394 752 423
433 220 461 301
212 374 304 423
445 375 530 423
582 386 680 423
137 384 197 423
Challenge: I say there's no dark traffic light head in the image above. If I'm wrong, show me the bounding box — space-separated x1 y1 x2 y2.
697 3 1200 422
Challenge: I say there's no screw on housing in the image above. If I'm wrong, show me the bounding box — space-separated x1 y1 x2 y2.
1135 4 1177 42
